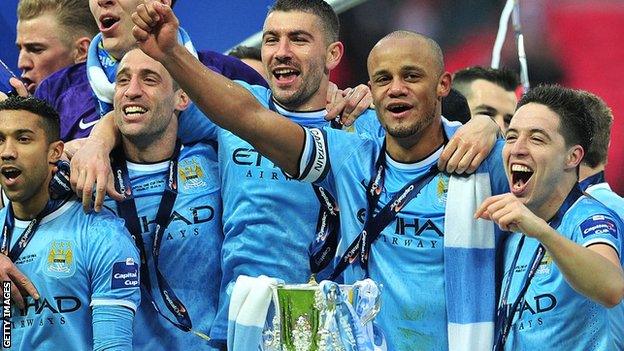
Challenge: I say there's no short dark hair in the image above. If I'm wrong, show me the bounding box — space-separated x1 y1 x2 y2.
228 45 262 61
517 84 593 153
442 88 471 124
577 90 613 168
453 66 519 98
0 96 60 142
268 0 339 43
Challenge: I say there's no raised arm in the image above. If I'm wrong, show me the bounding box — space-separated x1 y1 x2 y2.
132 1 304 176
476 193 624 307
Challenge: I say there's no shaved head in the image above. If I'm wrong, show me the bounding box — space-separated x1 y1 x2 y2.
368 30 444 78
366 30 451 143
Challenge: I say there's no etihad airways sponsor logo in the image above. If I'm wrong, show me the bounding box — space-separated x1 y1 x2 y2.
232 148 291 181
138 206 216 234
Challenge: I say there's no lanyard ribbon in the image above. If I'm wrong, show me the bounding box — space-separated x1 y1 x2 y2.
329 141 440 280
309 186 341 276
1 198 68 261
493 184 585 350
264 98 343 278
112 141 209 340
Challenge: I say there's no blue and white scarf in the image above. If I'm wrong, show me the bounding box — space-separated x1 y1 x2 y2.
86 27 198 116
444 171 497 351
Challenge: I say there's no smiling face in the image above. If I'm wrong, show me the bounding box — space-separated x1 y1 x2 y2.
113 49 183 141
503 102 583 216
261 10 341 110
367 35 450 141
0 110 60 206
16 11 77 93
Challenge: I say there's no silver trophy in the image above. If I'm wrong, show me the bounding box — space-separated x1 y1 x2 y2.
262 279 382 351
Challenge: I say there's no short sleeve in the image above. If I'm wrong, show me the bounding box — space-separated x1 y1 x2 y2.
86 212 141 311
575 213 622 256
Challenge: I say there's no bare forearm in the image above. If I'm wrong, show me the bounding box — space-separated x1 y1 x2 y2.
538 227 624 307
161 44 304 175
88 112 120 151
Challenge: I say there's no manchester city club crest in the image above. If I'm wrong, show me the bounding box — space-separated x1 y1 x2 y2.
44 240 76 278
536 251 552 276
179 157 207 191
436 174 449 206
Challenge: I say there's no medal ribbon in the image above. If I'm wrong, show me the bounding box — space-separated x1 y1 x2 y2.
493 185 584 350
112 140 209 340
330 141 440 280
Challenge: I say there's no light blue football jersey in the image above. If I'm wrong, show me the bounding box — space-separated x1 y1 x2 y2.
103 142 223 350
174 81 383 342
581 176 624 350
501 195 623 351
4 200 140 351
296 119 508 351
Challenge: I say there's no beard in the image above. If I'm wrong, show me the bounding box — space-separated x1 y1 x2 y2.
384 99 438 139
270 61 324 110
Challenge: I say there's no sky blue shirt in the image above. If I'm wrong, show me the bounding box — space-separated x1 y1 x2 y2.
4 200 140 351
502 195 623 351
177 81 382 343
582 178 624 350
104 142 223 350
296 119 508 351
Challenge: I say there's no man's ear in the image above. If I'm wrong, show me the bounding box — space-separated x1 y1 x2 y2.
325 41 344 72
565 144 585 170
73 37 91 63
174 90 191 112
48 140 64 164
437 72 452 99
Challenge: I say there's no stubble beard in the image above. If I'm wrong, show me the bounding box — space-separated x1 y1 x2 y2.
385 99 438 139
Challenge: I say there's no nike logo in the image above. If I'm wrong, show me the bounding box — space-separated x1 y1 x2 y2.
78 118 100 130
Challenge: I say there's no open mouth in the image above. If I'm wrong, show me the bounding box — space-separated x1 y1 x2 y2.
123 105 147 117
386 102 413 114
99 15 120 31
1 167 22 185
272 68 300 82
510 164 534 193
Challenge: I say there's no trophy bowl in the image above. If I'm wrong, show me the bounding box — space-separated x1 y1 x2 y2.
262 281 379 351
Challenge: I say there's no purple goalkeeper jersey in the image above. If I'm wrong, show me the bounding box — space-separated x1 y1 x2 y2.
35 50 268 142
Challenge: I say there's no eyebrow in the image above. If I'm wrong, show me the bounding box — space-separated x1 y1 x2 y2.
474 104 496 111
372 65 425 77
0 128 35 136
116 67 162 80
15 129 35 135
474 105 497 113
262 29 313 39
402 65 425 74
505 127 552 139
529 128 551 139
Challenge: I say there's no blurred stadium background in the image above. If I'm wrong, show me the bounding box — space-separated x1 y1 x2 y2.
1 0 622 194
